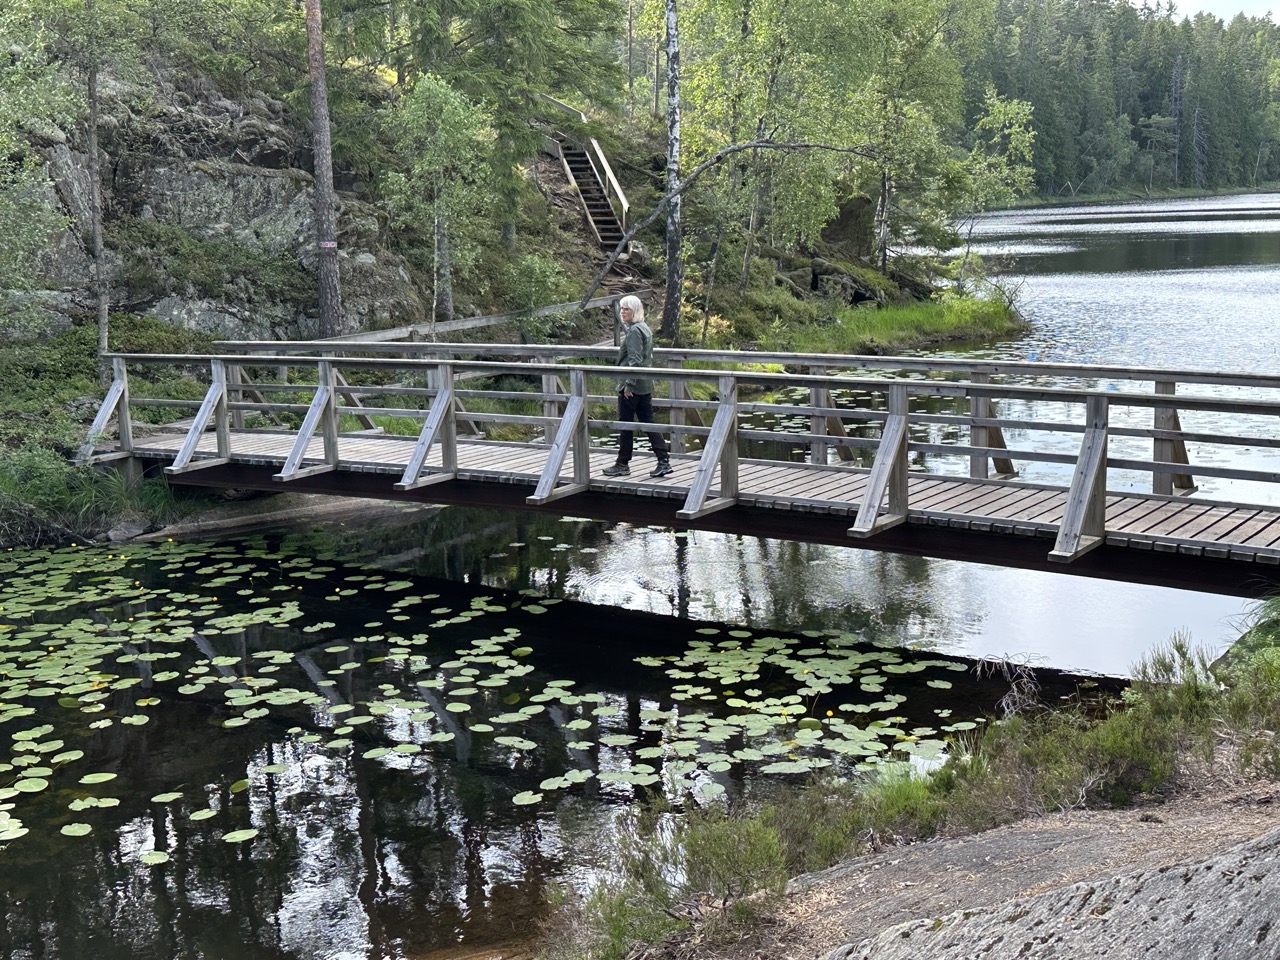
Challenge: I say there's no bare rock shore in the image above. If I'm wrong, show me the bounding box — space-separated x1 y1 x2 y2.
646 781 1280 960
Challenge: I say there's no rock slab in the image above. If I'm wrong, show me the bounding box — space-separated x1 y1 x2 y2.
822 824 1280 960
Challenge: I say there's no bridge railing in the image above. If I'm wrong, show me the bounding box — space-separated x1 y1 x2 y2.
82 348 1280 562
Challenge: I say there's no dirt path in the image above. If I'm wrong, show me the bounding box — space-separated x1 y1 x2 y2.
643 779 1280 960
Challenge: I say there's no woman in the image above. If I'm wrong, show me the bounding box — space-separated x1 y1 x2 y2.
602 295 673 478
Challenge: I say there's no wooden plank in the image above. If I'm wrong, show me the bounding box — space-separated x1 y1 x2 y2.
1207 511 1277 545
1115 500 1195 535
1233 513 1280 547
1138 502 1223 538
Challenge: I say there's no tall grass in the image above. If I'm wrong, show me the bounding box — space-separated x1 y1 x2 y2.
771 299 1028 356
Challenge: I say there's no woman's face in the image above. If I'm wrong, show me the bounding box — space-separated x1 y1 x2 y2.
621 306 635 322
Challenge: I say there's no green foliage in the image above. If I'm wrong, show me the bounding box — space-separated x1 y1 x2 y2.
765 299 1025 355
502 254 577 315
684 811 787 907
107 217 315 308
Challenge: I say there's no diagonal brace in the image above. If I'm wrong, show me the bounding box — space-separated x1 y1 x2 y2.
678 376 738 520
1050 394 1109 562
166 359 231 475
394 365 458 491
850 384 909 537
274 378 337 481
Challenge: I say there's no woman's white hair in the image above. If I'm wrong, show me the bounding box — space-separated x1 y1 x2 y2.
618 295 644 322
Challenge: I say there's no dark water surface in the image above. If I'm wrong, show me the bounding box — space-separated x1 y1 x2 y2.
0 534 1072 959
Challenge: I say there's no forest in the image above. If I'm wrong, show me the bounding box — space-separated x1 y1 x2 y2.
0 0 1277 341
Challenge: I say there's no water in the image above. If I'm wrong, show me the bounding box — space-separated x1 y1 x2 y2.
0 536 1060 959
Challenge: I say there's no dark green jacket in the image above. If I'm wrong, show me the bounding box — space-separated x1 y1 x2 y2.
617 320 655 394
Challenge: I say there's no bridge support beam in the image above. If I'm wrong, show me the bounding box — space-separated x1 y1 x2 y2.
528 369 590 505
1153 380 1196 496
166 358 231 475
274 360 339 481
850 383 909 537
678 376 738 520
1051 394 1109 562
970 372 1017 479
394 363 458 491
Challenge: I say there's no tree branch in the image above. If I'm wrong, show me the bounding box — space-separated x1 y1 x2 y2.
579 139 878 310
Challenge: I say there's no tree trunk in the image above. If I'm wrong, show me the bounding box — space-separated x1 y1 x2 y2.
86 0 110 382
875 167 890 274
304 0 343 338
660 0 683 342
435 213 454 324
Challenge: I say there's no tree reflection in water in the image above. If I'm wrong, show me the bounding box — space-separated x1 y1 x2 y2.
0 529 1087 959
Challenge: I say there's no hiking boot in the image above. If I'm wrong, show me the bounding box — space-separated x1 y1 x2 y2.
602 462 630 477
649 460 674 478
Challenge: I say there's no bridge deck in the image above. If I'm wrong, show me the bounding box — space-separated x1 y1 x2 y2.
129 429 1280 564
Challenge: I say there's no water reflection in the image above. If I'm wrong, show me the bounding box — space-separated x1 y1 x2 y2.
308 505 1246 678
1 539 1051 959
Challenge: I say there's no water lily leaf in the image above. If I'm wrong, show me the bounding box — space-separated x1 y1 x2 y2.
79 772 116 785
927 679 953 689
51 750 84 765
151 792 183 803
229 779 250 793
189 809 217 821
221 829 259 843
121 715 150 726
140 851 170 866
512 791 542 805
60 823 92 837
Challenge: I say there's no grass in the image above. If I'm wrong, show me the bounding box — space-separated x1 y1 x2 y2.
765 298 1029 356
0 315 218 546
539 617 1280 959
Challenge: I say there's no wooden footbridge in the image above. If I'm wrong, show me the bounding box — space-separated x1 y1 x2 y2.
80 341 1280 597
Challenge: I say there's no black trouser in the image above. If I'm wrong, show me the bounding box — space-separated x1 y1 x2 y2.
616 391 668 463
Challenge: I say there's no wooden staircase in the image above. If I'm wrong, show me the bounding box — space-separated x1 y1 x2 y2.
559 140 626 248
536 96 630 253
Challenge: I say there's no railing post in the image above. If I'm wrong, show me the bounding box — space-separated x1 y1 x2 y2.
676 374 739 519
318 360 339 467
227 361 244 430
717 374 739 500
668 375 686 455
1153 380 1196 495
112 356 134 453
811 366 829 466
1050 394 1109 562
571 368 591 487
211 358 231 460
970 372 1016 478
541 357 561 447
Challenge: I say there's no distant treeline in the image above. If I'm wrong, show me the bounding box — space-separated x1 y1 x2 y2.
974 0 1280 194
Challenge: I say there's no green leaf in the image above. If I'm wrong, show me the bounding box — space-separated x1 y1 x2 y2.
221 828 259 843
151 792 183 803
189 809 217 821
60 823 93 837
512 791 542 806
140 851 171 866
79 772 117 785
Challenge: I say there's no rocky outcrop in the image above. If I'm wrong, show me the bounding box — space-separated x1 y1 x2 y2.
20 70 424 340
822 824 1280 960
